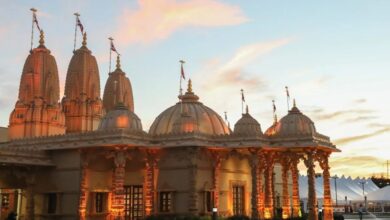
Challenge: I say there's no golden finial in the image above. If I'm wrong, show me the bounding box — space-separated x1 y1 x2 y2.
293 98 296 108
82 32 87 47
246 105 249 114
116 55 121 70
39 30 44 46
187 79 193 93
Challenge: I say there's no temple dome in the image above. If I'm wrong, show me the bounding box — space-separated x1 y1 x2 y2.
266 101 316 138
103 56 134 112
64 33 101 101
233 106 262 136
18 31 60 105
149 80 230 136
98 103 142 131
9 30 65 139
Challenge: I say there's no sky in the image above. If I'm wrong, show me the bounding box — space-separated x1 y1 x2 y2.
0 0 389 178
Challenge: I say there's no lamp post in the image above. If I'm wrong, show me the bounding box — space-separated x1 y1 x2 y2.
332 175 339 206
212 208 218 220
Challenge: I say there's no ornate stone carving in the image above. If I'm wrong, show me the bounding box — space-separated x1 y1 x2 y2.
303 150 318 220
144 149 159 216
317 151 333 220
263 151 275 219
290 154 301 218
281 153 292 219
249 148 260 220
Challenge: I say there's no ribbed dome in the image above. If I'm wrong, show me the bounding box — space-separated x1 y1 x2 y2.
98 103 142 131
103 56 134 112
149 80 230 136
267 101 316 138
234 106 262 136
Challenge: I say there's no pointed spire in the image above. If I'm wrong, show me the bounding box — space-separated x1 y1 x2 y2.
274 113 278 124
82 32 87 47
187 79 193 93
245 105 249 114
39 30 45 47
293 98 296 108
116 55 121 70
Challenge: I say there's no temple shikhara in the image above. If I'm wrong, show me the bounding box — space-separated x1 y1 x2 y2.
0 12 339 220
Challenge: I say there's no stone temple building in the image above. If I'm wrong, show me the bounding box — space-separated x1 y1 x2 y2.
0 29 339 220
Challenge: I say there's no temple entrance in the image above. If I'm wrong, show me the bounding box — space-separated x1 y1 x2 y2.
124 185 144 220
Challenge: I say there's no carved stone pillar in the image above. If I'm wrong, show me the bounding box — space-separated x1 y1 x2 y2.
79 158 89 220
145 150 158 216
304 151 318 220
250 153 260 220
264 152 275 219
318 152 333 220
258 164 265 220
291 157 301 218
281 159 291 219
188 148 199 214
111 151 127 220
25 174 35 220
212 153 222 210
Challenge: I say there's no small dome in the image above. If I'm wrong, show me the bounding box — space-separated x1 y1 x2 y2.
149 80 230 136
103 56 134 112
267 101 316 138
234 106 262 136
98 103 142 131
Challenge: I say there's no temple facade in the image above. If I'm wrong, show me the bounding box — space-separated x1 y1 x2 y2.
0 25 339 220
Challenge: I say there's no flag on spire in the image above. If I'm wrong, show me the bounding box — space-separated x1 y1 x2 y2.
285 86 290 98
76 16 84 34
272 100 276 113
32 11 41 32
111 40 119 54
180 60 186 79
241 89 245 102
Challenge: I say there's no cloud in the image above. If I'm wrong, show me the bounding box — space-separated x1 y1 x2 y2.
330 156 385 177
312 109 374 121
343 116 377 123
114 0 248 45
200 38 291 92
353 98 366 104
334 127 390 145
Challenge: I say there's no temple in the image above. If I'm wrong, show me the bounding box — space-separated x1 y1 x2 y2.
0 17 339 220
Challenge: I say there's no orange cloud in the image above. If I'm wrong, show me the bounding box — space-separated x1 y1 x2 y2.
200 38 291 92
334 127 390 146
114 0 248 45
330 156 386 178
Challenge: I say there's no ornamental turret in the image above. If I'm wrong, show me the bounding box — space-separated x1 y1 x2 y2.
8 31 66 139
62 33 103 133
103 55 134 112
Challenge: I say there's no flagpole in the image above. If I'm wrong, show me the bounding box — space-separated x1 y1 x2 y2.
73 13 80 52
108 37 113 73
30 8 37 52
